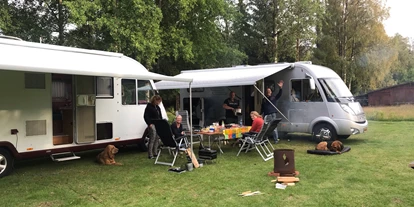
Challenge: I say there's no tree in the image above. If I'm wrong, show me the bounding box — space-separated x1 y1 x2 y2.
313 0 390 93
65 0 162 68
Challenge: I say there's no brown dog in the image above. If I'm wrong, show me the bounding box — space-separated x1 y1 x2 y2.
315 140 344 153
315 141 329 151
96 145 122 165
329 140 344 153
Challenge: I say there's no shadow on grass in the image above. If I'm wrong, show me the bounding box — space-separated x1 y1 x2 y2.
12 145 147 176
282 133 369 146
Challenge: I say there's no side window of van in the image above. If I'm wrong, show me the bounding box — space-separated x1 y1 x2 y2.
137 80 153 104
96 77 114 98
121 79 137 105
291 79 322 102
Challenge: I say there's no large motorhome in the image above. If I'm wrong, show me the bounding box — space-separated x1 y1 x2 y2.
155 62 368 141
0 36 191 178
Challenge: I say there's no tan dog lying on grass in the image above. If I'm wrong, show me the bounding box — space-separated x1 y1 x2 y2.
316 140 344 153
96 145 122 165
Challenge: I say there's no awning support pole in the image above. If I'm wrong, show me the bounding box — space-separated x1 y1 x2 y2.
254 84 292 124
189 82 193 153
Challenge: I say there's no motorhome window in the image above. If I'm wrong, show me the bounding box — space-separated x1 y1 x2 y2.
320 78 353 98
121 79 137 105
52 81 71 99
291 79 323 102
96 77 114 98
25 73 45 89
291 80 302 102
137 80 153 104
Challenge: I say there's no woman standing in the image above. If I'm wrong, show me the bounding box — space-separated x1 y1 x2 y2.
143 95 163 159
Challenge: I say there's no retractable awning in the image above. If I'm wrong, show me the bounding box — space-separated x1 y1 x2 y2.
0 38 192 82
155 63 292 89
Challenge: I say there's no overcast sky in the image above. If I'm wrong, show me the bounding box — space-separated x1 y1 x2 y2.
383 0 414 39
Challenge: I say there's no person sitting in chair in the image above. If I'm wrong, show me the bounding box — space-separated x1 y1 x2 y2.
232 111 264 147
171 115 185 139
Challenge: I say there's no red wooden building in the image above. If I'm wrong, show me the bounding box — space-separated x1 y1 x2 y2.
366 82 414 106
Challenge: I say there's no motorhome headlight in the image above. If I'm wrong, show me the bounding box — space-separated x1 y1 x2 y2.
340 104 356 115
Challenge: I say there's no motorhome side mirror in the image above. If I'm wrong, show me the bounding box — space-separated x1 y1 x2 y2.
306 73 316 90
309 78 315 90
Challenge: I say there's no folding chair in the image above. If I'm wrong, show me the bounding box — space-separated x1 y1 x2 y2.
152 119 189 166
236 118 282 161
176 110 203 144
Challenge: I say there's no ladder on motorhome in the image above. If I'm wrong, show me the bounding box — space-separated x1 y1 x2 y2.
50 152 81 162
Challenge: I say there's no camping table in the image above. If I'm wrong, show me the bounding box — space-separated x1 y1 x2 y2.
197 126 252 154
196 131 225 153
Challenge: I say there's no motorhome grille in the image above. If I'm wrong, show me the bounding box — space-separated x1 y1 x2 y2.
25 73 46 89
26 120 47 136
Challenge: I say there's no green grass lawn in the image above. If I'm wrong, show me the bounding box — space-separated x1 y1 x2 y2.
1 121 414 207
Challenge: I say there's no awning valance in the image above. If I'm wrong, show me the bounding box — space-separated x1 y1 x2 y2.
155 64 292 89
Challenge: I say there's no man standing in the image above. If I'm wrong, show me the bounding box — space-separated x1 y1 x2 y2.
223 91 240 124
261 80 284 143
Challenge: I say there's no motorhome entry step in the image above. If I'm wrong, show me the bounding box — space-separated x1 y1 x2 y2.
50 152 81 162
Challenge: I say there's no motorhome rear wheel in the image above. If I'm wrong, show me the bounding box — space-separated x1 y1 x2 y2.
0 148 14 178
312 123 337 142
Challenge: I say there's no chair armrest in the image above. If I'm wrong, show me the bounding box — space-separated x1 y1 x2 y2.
175 135 187 141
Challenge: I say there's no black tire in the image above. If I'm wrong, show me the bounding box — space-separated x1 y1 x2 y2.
312 123 337 142
337 135 350 139
0 148 14 178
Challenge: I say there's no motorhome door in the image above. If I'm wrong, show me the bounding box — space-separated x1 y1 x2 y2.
74 75 96 143
183 97 204 127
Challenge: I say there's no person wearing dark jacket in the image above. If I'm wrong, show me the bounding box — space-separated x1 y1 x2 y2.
144 95 163 159
261 80 284 144
171 115 184 139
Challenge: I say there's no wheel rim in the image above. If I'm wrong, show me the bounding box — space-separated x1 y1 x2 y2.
0 154 7 174
315 127 332 141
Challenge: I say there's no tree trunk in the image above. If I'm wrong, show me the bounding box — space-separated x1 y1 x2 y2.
57 0 64 45
273 0 279 63
296 38 300 61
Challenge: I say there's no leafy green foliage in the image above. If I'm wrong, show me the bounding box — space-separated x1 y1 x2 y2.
65 0 162 67
2 0 414 96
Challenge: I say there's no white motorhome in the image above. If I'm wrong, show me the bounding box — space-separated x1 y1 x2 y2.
0 36 191 177
155 62 368 141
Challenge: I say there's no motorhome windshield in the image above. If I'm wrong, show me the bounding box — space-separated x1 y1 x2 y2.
319 78 353 99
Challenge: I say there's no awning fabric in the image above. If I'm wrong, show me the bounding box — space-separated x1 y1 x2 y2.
0 38 192 82
155 63 292 89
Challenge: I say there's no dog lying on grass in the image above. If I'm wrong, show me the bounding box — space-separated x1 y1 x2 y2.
96 145 122 165
316 140 344 153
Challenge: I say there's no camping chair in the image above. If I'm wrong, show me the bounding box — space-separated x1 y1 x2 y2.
236 118 282 161
176 110 203 144
152 119 189 166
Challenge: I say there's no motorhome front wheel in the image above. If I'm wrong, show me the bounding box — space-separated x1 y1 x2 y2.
312 123 337 142
0 148 14 178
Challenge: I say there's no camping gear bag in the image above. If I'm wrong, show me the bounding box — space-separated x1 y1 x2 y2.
198 148 217 160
